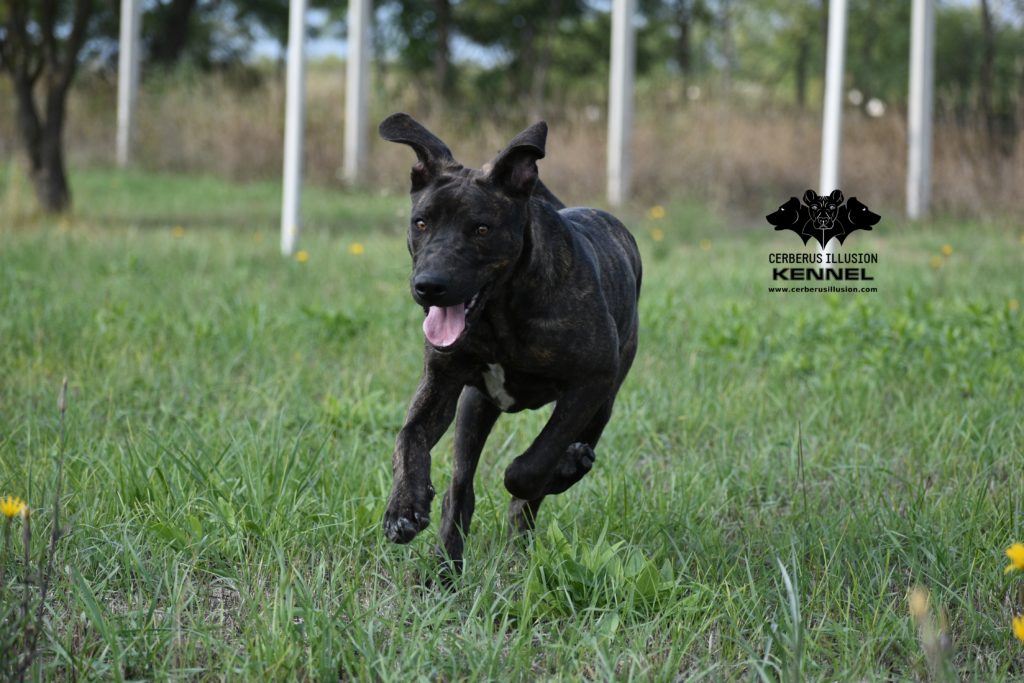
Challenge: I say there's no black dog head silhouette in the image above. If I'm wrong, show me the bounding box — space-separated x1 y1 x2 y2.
843 197 880 228
766 197 807 230
766 196 814 245
804 190 843 231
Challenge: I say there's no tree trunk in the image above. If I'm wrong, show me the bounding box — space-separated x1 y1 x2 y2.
795 39 809 109
1018 56 1024 138
1 0 92 213
719 0 734 95
35 87 71 211
434 0 451 96
528 15 553 121
518 16 536 113
819 0 829 75
12 79 71 212
149 0 198 67
978 0 995 140
673 0 692 80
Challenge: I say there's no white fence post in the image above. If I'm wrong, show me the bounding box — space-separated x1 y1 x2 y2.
819 0 848 264
343 0 371 185
906 0 935 220
116 0 142 167
280 0 308 256
607 0 636 207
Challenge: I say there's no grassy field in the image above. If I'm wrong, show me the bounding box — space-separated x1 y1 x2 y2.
1 167 1023 680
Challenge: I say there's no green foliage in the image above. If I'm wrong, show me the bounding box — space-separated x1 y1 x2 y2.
845 0 912 103
935 5 1024 122
383 0 448 77
1 169 1023 679
524 524 676 617
61 0 1024 117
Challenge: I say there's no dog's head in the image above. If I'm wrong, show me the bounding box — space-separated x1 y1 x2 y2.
766 196 804 228
803 189 843 231
844 197 880 227
379 113 547 350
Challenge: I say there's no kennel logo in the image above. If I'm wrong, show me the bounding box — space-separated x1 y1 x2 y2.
768 189 879 248
766 189 880 293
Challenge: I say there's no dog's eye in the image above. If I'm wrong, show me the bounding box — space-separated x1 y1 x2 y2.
828 204 835 209
414 219 427 231
476 225 489 236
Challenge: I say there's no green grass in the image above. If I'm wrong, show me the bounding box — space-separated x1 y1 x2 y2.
1 164 403 233
1 167 1023 680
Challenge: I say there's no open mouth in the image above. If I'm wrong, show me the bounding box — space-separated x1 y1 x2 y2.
422 289 486 350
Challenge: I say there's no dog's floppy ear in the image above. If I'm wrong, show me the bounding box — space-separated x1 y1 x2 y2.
488 121 547 197
379 113 455 191
803 189 820 205
828 189 844 204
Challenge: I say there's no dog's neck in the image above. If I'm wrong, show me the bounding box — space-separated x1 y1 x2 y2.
512 195 574 290
473 195 574 360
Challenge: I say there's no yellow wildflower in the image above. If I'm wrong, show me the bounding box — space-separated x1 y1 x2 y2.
1009 299 1019 312
650 228 665 242
1004 543 1024 573
646 205 666 220
1014 615 1024 642
0 496 27 519
929 255 943 270
941 244 953 257
172 226 185 238
348 242 365 255
700 239 712 251
295 250 310 263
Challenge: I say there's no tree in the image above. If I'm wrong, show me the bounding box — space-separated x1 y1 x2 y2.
0 0 96 212
433 0 451 96
728 0 822 107
456 0 588 118
381 0 455 104
978 0 995 137
669 0 707 82
148 0 199 67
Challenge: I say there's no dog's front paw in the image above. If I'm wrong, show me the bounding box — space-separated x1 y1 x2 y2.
545 442 595 494
383 482 435 544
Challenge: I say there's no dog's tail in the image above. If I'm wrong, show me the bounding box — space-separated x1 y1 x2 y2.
532 180 566 211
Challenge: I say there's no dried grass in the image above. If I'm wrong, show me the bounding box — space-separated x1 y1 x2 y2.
1 69 1020 220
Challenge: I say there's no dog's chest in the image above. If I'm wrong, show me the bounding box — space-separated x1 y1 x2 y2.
482 363 515 410
476 362 562 412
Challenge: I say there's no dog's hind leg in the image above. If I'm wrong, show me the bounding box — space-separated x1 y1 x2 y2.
438 387 500 574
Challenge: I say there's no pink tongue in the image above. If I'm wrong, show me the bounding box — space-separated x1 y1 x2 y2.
423 304 467 347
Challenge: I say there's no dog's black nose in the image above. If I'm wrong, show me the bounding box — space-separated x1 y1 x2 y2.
413 273 450 301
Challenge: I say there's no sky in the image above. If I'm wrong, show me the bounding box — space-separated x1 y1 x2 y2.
250 6 505 65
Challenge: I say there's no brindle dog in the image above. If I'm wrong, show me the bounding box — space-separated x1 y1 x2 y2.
379 113 642 573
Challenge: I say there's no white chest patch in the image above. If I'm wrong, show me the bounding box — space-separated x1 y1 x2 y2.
483 363 515 410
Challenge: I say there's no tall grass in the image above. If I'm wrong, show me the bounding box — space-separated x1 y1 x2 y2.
1 68 1022 219
1 170 1022 679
